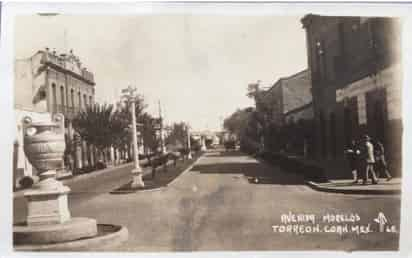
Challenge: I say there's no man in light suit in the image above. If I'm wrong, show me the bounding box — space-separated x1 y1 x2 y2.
359 135 379 185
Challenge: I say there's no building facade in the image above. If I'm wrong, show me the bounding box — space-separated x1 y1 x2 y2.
14 48 96 186
301 15 402 176
258 70 314 155
261 69 313 126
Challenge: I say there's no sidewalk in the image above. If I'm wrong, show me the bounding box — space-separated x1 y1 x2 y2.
13 162 135 198
305 177 401 195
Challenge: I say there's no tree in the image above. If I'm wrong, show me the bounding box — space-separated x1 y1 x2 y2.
111 94 148 159
223 107 254 138
72 103 117 163
138 112 158 154
165 122 188 151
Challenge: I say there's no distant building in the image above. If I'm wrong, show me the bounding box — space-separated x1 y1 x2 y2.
301 15 402 176
259 69 314 155
262 69 313 126
14 48 96 187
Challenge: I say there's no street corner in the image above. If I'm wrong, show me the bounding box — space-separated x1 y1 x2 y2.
305 178 401 195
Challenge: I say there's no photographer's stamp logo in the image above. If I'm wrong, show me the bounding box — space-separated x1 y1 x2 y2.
373 212 397 233
272 212 398 235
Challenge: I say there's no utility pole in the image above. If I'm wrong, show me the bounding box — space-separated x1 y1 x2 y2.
186 123 192 159
121 86 144 189
158 100 166 154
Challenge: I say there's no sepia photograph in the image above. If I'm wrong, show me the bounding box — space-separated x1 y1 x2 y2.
3 2 408 254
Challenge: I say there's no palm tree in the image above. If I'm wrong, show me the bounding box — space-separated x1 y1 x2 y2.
72 103 118 164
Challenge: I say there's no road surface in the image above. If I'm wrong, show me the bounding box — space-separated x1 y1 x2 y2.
13 150 401 251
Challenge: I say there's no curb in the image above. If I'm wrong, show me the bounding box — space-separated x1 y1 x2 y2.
165 154 204 188
14 224 128 251
110 157 201 194
305 181 401 195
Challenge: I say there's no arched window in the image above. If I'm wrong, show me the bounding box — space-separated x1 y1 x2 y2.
78 92 82 110
60 86 65 109
83 94 87 108
89 96 92 106
51 83 57 112
71 89 75 108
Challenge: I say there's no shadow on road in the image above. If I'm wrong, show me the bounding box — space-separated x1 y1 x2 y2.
190 161 305 185
205 151 251 158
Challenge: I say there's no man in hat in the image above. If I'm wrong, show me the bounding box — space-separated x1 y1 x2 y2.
359 134 379 185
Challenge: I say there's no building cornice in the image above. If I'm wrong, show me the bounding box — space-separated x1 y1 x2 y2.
45 61 95 86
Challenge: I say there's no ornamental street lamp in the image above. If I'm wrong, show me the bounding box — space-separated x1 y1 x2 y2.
121 85 144 189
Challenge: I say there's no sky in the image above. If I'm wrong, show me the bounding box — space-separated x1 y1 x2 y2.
15 14 307 131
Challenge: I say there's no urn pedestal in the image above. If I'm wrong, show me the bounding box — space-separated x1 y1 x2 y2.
14 114 128 251
24 184 71 226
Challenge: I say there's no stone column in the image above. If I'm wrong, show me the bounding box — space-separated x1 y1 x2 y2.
89 144 95 167
75 135 83 170
201 136 207 151
110 146 115 166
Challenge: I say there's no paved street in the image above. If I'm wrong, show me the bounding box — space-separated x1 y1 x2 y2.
14 150 400 251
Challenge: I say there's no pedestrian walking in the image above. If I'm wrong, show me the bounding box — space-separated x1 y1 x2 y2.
359 134 379 185
374 140 393 181
344 140 360 184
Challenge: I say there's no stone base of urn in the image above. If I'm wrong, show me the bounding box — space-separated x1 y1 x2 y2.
24 180 71 226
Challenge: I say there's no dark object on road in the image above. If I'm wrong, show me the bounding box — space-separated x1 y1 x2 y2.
96 161 107 170
19 176 34 189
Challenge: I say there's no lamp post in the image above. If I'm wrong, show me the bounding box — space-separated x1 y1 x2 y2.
158 100 167 154
121 86 144 189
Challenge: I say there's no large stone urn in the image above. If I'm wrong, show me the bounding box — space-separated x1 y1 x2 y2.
14 113 128 251
22 113 71 225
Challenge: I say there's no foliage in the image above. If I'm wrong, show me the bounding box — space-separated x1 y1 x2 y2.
165 122 188 150
223 107 254 138
138 112 159 154
72 103 117 153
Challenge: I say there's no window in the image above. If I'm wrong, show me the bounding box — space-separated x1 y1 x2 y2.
78 92 82 109
60 86 65 107
51 83 57 112
71 89 75 108
83 94 87 108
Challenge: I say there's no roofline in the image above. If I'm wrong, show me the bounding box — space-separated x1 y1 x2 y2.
262 68 309 97
284 101 313 117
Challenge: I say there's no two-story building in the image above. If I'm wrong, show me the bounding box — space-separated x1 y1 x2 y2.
259 69 314 155
301 15 402 176
14 48 96 187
